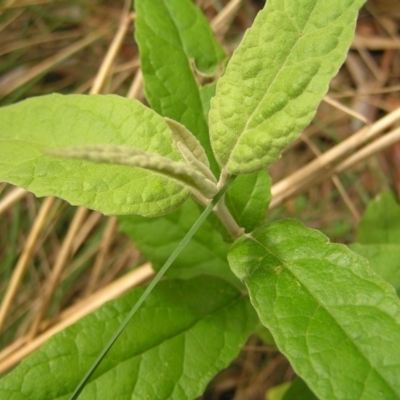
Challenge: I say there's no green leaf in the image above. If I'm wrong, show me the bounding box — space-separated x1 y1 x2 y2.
164 118 216 183
48 144 218 199
225 171 271 232
200 83 217 120
0 277 257 399
135 0 225 174
210 0 366 174
350 192 400 295
350 243 400 296
165 118 210 168
0 94 191 217
204 171 272 242
119 200 240 287
357 192 400 244
228 219 400 399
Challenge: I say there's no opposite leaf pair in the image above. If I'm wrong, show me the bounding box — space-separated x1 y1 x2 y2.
3 1 397 400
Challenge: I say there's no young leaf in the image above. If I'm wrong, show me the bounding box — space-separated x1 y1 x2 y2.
205 171 272 242
200 83 217 120
48 144 218 198
135 0 225 174
164 118 216 183
225 171 271 232
228 219 400 399
165 118 210 168
0 94 190 217
210 0 366 174
0 277 257 399
118 200 240 287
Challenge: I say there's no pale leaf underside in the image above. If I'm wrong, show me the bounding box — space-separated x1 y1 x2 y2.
47 145 218 199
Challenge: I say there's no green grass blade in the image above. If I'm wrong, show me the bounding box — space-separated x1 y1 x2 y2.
69 175 236 399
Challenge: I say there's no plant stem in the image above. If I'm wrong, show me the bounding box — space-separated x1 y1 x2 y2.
214 197 245 240
190 185 244 240
213 168 244 239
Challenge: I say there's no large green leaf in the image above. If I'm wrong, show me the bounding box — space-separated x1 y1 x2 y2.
135 0 225 174
0 94 189 217
0 277 257 399
118 200 239 287
210 0 366 174
228 219 400 399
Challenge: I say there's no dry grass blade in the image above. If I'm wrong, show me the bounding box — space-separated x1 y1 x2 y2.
0 263 154 374
0 28 110 100
84 217 118 296
27 206 89 339
0 0 55 10
352 35 400 50
301 134 361 221
0 31 83 57
90 12 134 95
335 126 400 174
270 106 400 209
0 187 27 215
323 95 370 126
211 0 242 35
0 196 56 334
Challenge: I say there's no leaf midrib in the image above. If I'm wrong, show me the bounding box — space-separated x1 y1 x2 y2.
225 2 318 167
248 234 399 397
88 293 247 389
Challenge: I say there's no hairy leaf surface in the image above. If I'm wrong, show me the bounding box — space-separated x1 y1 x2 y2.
0 277 257 400
48 145 218 198
228 219 400 399
165 118 216 183
135 0 225 173
210 0 366 174
0 94 189 217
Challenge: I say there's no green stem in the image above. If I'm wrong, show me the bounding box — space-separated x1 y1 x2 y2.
213 168 244 239
214 198 244 239
69 175 237 400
